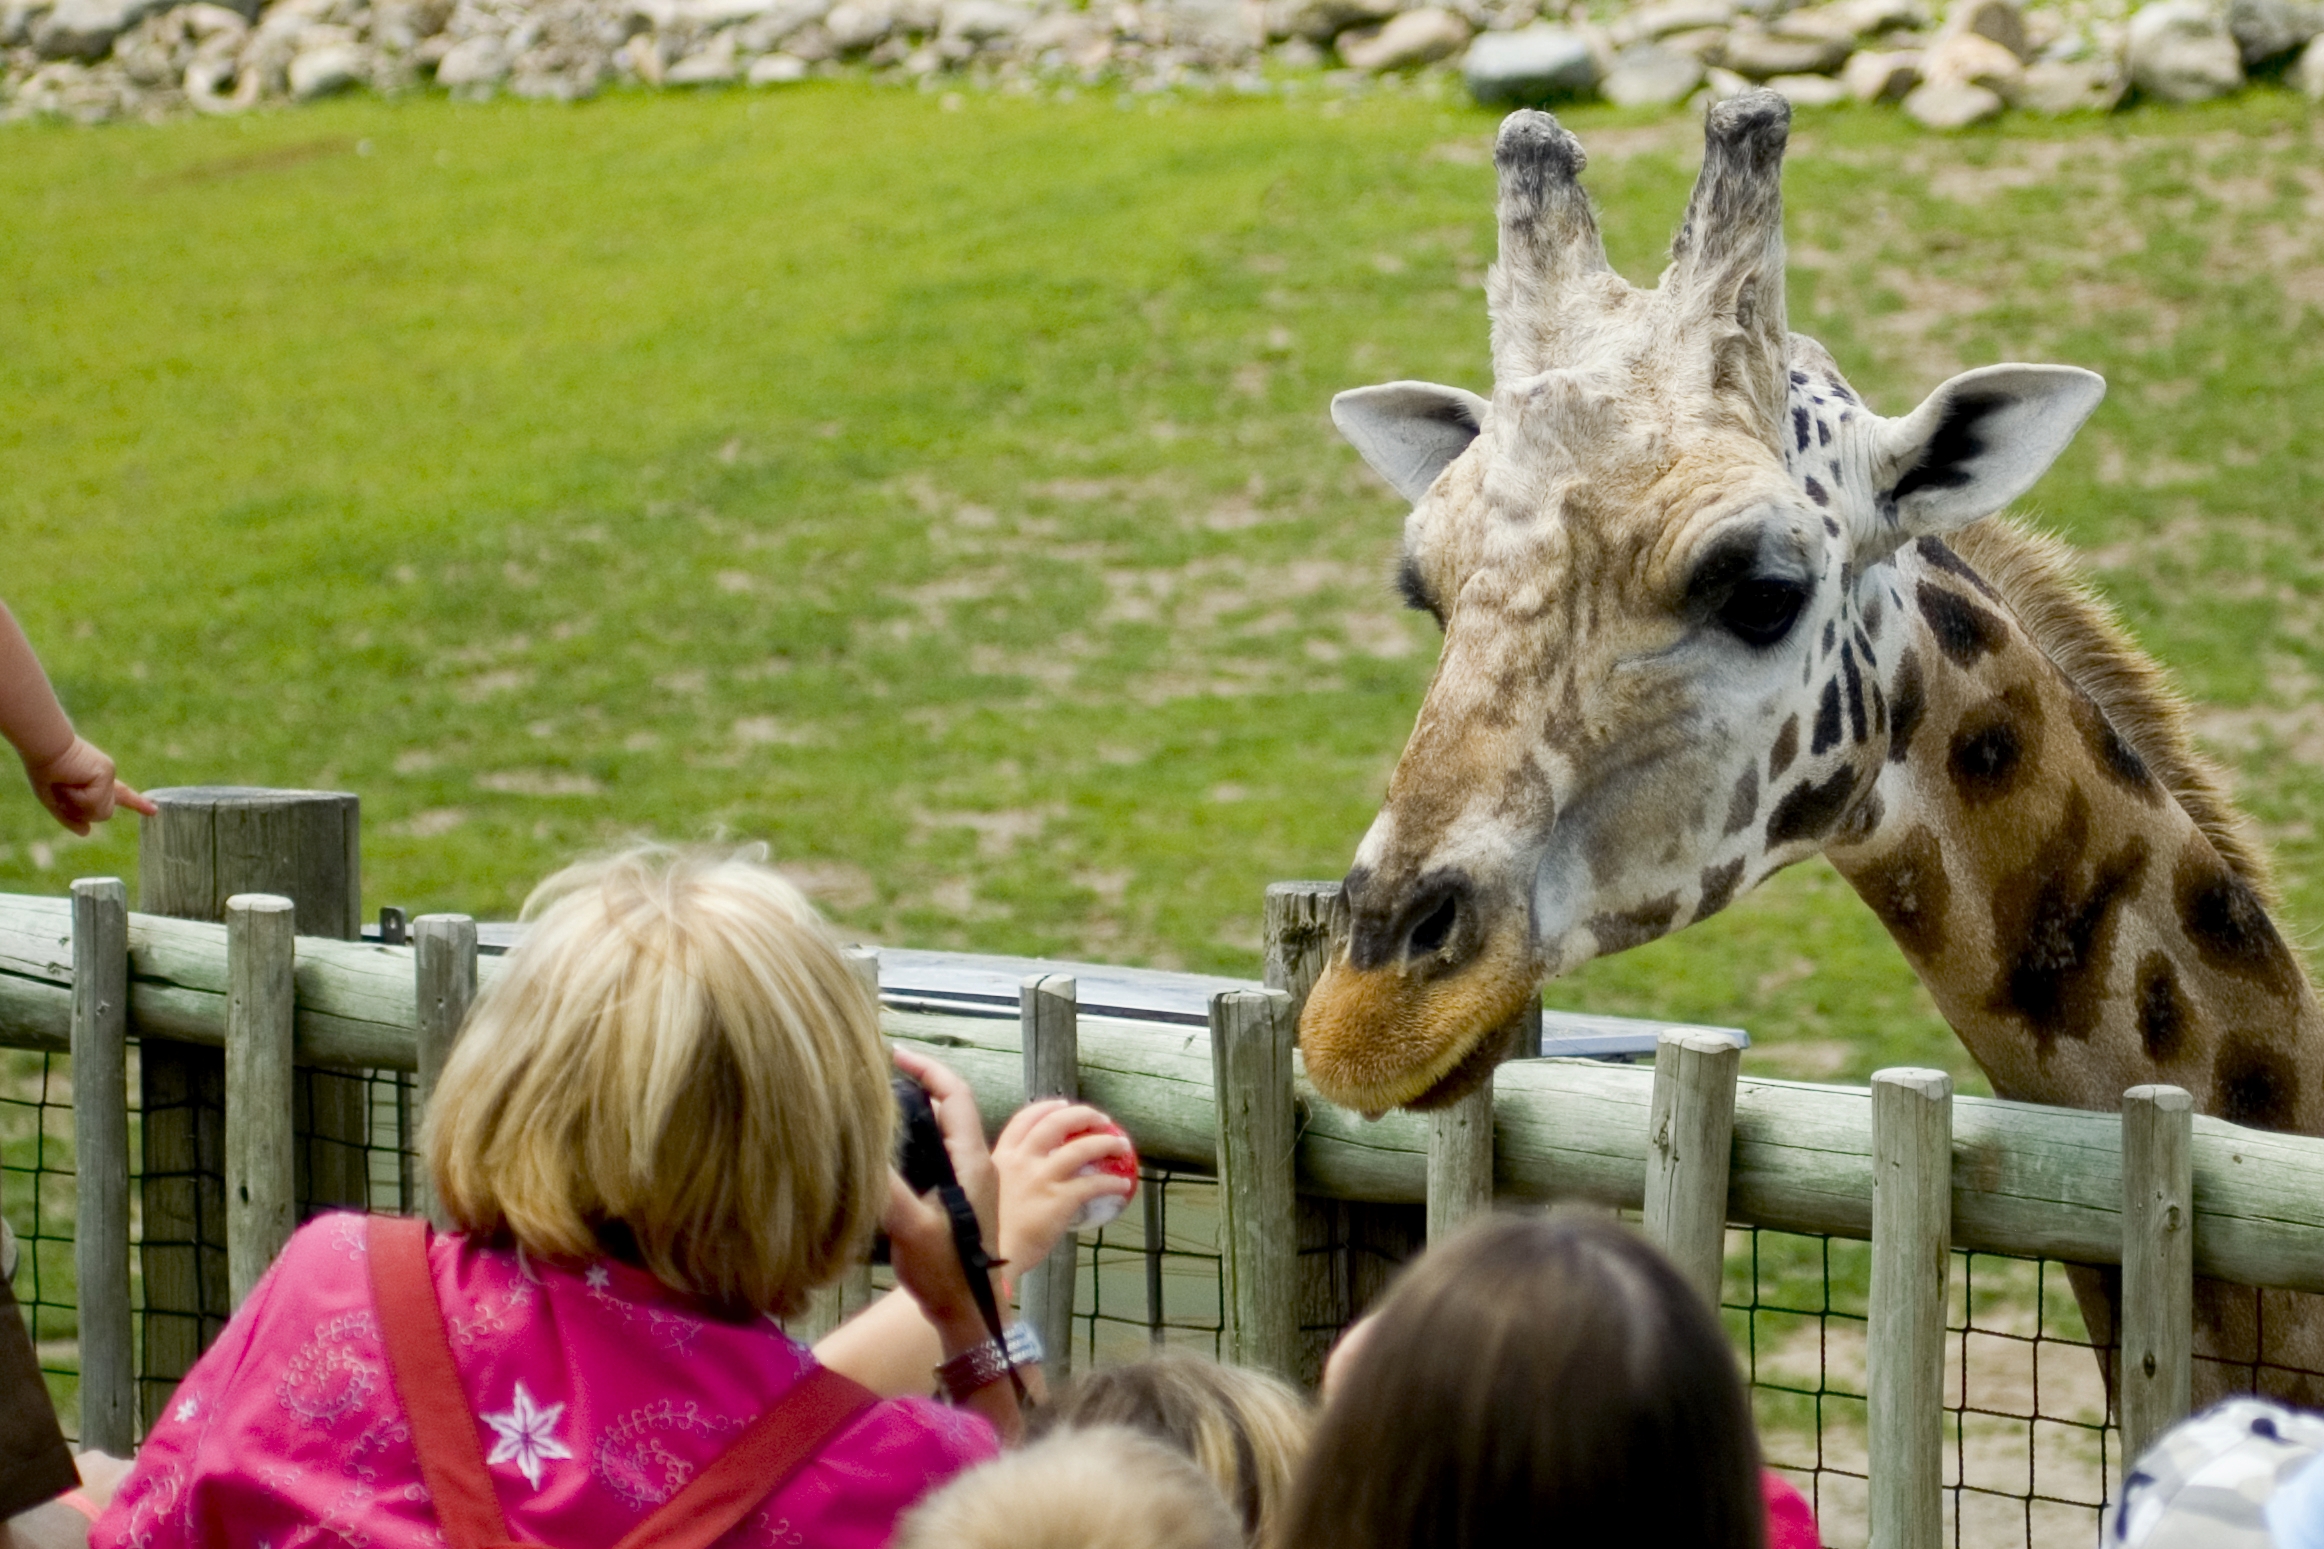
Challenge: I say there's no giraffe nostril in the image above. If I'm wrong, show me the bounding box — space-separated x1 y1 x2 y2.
1408 894 1460 956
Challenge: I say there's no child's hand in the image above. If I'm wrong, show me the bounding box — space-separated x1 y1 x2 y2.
22 738 157 836
992 1099 1136 1270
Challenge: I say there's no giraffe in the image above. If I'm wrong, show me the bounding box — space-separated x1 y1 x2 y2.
1295 91 2324 1408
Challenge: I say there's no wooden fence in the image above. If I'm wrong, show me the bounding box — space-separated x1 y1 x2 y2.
9 788 2324 1547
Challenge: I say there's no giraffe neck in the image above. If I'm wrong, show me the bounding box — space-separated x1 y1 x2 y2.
1824 537 2324 1135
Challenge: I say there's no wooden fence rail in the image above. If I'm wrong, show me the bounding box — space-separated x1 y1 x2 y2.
0 859 2289 1542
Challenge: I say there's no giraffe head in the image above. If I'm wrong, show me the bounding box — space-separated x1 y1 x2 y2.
1300 94 2105 1115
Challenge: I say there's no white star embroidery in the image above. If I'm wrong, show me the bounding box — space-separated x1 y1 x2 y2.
174 1398 200 1424
584 1264 610 1291
480 1381 572 1489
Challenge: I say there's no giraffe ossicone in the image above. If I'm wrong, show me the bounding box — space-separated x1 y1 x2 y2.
1301 88 2324 1406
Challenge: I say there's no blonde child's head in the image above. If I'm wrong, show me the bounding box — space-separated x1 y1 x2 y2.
893 1427 1242 1549
1036 1354 1314 1546
424 844 892 1318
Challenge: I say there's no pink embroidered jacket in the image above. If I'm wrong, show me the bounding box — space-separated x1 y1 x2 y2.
95 1215 997 1549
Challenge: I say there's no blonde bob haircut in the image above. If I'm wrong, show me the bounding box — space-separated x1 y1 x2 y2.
425 844 893 1319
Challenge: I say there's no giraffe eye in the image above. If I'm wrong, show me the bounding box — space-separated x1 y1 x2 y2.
1718 579 1807 647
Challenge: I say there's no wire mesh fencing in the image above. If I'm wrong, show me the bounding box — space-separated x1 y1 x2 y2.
1 1042 421 1443
1728 1226 2118 1548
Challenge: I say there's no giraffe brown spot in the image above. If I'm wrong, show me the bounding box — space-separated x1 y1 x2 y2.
1888 649 1924 764
1589 893 1680 954
2068 688 2161 801
2136 951 2191 1064
1870 677 1887 736
1914 536 2000 600
1855 824 1951 961
1767 766 1857 847
1723 765 1759 837
1841 644 1867 744
2215 1032 2298 1130
1864 591 1884 636
1947 689 2042 807
1805 477 1829 506
1811 677 1843 755
1697 857 1746 920
1770 714 1799 780
1822 619 1836 657
1986 795 2149 1048
2175 839 2298 995
1793 406 1811 451
1917 583 2005 669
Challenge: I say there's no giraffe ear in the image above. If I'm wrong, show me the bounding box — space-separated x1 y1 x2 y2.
1331 382 1490 505
1873 365 2106 536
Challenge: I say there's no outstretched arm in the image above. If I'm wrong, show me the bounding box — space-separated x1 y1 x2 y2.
0 604 155 836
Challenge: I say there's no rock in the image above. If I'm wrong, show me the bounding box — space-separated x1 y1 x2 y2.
1717 24 1851 75
433 31 510 83
665 30 737 77
2016 56 2121 109
1842 44 1921 97
746 47 807 77
1921 27 2021 96
1338 6 1468 68
2225 0 2323 63
1767 67 1849 100
1600 38 1703 102
1769 6 1864 47
1941 0 2028 58
1658 25 1730 56
31 0 170 60
939 0 1025 41
731 0 826 47
1825 0 1926 35
1700 61 1750 96
288 38 362 93
821 0 891 48
2301 30 2324 91
1608 0 1731 45
1902 74 2002 122
2127 0 2244 100
1462 24 1599 100
1265 0 1394 43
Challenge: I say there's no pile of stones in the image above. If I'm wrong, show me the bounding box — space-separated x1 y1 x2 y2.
3 0 2319 125
1461 0 2324 125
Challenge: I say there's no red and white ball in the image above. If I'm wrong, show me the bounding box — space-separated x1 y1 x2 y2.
1067 1120 1139 1232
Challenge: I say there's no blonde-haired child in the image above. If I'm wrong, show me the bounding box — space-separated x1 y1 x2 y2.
96 845 1049 1549
894 1427 1242 1549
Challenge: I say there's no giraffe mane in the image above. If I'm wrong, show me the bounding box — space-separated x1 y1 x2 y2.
1948 516 2281 910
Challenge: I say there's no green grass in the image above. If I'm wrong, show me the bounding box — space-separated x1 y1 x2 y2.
3 84 2323 1099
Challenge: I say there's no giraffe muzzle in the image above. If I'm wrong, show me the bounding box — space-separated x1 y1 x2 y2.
1299 873 1540 1113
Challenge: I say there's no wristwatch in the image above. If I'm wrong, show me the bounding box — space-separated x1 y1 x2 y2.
936 1321 1045 1402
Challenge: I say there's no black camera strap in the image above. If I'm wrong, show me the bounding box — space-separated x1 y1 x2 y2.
936 1181 1029 1407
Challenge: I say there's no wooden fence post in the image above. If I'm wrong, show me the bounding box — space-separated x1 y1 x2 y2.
1020 973 1080 1380
225 896 297 1309
1869 1068 1951 1549
1643 1029 1741 1309
139 787 364 1422
2121 1084 2194 1462
1266 882 1424 1384
411 914 477 1229
1427 1088 1495 1242
70 877 134 1453
1211 987 1297 1378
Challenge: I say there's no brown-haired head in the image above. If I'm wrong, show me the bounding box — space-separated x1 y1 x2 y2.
1279 1213 1766 1549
